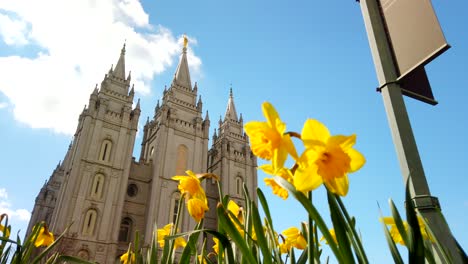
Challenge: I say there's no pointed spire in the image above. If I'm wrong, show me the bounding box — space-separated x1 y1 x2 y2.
193 82 198 93
113 43 126 79
224 87 238 121
173 39 192 90
136 98 141 110
93 84 99 95
127 70 132 82
146 116 150 125
239 113 243 123
205 110 210 120
129 84 135 96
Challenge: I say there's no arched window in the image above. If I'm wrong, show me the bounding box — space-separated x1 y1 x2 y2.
236 176 243 195
118 217 133 242
91 173 105 199
99 139 112 162
149 146 155 157
175 145 188 175
169 192 181 224
82 209 98 236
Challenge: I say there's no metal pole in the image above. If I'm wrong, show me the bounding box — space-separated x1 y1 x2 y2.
360 0 464 262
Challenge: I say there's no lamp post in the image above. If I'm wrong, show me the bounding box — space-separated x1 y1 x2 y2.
359 0 464 262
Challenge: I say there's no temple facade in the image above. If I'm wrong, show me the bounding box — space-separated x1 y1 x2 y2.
27 42 257 263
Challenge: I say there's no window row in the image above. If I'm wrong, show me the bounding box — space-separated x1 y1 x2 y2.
81 209 133 243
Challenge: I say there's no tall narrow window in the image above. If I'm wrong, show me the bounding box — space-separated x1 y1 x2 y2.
236 176 243 195
82 209 97 236
118 217 132 242
170 192 181 224
91 173 105 199
175 145 188 175
99 139 112 162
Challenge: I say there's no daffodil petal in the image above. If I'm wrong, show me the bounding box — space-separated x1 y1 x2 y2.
301 119 330 147
273 146 289 171
347 148 366 172
259 164 275 175
324 174 349 196
293 165 323 193
262 102 281 129
282 134 299 160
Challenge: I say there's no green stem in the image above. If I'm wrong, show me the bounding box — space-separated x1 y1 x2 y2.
308 191 314 264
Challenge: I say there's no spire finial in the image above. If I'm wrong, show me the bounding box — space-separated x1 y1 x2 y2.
183 34 188 48
121 40 126 55
230 86 233 97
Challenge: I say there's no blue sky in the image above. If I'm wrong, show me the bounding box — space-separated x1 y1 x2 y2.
0 0 467 262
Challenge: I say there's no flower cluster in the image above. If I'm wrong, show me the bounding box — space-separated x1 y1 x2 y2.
172 170 218 222
381 216 434 246
245 102 365 197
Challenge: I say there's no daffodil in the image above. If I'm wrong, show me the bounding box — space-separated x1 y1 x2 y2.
34 225 55 247
294 119 365 196
213 237 220 255
244 102 298 171
320 228 337 245
120 251 135 264
281 226 307 251
261 164 293 199
172 171 211 222
156 223 187 249
172 170 205 198
187 197 209 222
197 254 208 264
0 224 10 238
381 216 434 246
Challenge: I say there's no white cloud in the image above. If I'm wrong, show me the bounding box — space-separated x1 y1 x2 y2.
0 188 31 222
0 102 7 109
0 0 202 135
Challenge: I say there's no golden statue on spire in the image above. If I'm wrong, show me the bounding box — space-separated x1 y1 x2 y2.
183 34 188 48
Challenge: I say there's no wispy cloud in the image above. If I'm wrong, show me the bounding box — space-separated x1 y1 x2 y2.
0 102 7 109
0 188 30 222
0 0 201 135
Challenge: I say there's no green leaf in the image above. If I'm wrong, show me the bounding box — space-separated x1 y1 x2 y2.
378 204 404 264
273 176 344 263
250 200 272 264
405 178 425 263
179 221 203 263
217 203 257 264
327 191 355 264
388 199 409 247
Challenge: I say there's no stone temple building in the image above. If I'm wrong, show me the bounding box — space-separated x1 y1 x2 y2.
26 42 257 263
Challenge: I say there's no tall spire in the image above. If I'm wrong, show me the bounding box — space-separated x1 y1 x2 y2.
224 87 238 121
113 43 126 79
173 36 192 90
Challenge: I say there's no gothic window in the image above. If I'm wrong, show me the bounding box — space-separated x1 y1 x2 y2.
170 192 181 224
150 146 155 157
77 249 90 260
82 209 98 236
175 145 188 175
91 173 105 199
118 217 133 242
236 175 243 195
99 139 112 162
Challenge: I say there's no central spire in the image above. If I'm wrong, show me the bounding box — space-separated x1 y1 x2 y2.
113 43 126 79
173 36 192 90
224 87 238 121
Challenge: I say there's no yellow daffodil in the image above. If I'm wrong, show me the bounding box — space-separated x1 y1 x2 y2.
294 119 365 196
156 223 187 249
120 251 135 264
281 226 307 250
156 223 173 248
0 224 10 238
187 197 209 222
213 237 220 255
261 164 294 199
34 226 55 247
197 254 208 264
320 228 337 245
244 102 298 171
381 216 434 246
172 171 211 222
172 170 205 198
